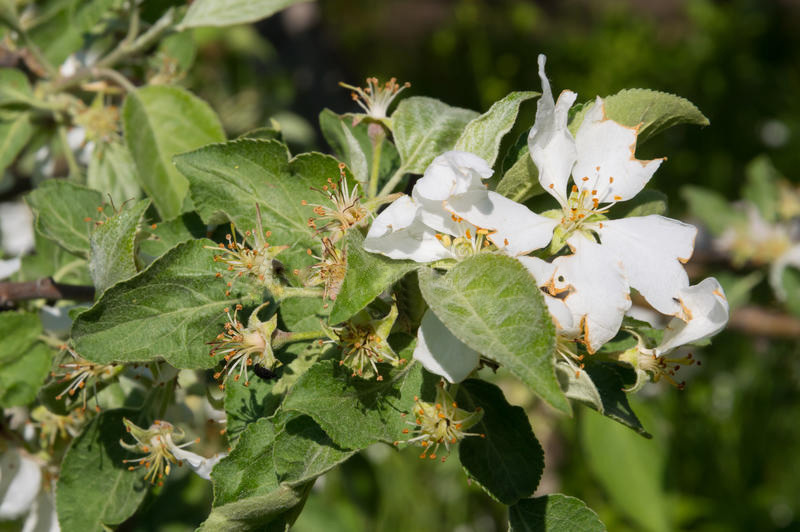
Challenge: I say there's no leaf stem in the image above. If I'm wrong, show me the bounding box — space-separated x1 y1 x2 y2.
272 330 325 350
368 129 385 198
57 125 82 179
92 67 137 93
378 165 407 197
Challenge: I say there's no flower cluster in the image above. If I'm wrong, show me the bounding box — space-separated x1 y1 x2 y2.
120 419 224 486
363 54 729 389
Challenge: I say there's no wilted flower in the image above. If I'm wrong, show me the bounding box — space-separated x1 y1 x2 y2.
120 419 224 485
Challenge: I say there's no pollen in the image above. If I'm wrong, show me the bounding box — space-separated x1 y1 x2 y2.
396 381 484 462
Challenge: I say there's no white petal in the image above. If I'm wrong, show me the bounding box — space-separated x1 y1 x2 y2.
0 202 35 256
573 97 663 203
171 448 226 480
0 449 41 519
549 235 631 352
597 215 696 315
656 278 729 354
769 243 800 301
0 257 21 280
412 150 491 203
414 311 480 383
364 196 452 262
517 256 576 334
22 489 59 532
528 55 577 207
446 190 557 255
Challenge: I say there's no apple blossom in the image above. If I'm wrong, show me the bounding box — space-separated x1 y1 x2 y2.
364 150 555 262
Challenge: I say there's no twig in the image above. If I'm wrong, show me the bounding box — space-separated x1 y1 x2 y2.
0 278 94 305
729 305 800 338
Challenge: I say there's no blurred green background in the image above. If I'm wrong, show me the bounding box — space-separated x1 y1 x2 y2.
147 1 798 531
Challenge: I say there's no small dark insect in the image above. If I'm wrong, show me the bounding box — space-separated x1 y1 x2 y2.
252 364 278 381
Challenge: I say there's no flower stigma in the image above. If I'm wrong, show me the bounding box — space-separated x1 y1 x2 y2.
120 419 198 486
395 381 484 462
303 163 368 236
51 345 119 412
339 77 410 122
208 303 279 389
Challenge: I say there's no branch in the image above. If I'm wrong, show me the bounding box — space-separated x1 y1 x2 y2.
729 305 800 338
0 278 94 305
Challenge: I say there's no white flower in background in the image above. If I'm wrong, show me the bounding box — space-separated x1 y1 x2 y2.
364 151 555 262
120 419 225 485
413 310 480 383
0 202 35 280
0 447 59 531
621 278 729 389
521 55 697 351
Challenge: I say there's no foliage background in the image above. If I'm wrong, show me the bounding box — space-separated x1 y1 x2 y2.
2 0 799 531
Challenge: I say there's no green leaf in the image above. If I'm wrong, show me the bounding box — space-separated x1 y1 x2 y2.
509 494 606 532
176 139 348 271
0 311 42 364
273 415 354 486
681 186 744 236
609 189 668 218
122 85 225 219
329 230 417 325
56 409 148 532
743 155 782 222
71 239 259 369
280 296 329 333
319 109 369 186
25 180 104 257
137 212 207 261
392 97 478 174
582 362 649 437
0 342 50 407
457 379 544 505
283 359 435 449
454 91 538 167
225 340 324 442
568 89 709 144
178 0 306 29
86 141 142 207
15 231 89 284
417 255 568 413
0 111 34 171
0 68 34 106
581 400 671 532
207 417 313 531
28 0 118 67
496 133 542 203
201 483 311 532
213 417 279 506
782 267 800 318
89 199 149 296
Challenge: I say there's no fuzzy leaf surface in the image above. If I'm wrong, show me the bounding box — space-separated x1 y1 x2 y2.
569 89 709 144
509 494 606 532
282 359 434 449
72 239 258 369
454 91 538 167
457 379 544 505
392 97 478 173
123 85 225 219
25 180 103 257
56 409 147 532
179 0 305 29
329 230 417 324
418 255 567 412
175 139 349 271
89 199 149 296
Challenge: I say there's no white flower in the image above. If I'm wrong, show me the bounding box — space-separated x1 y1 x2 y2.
0 447 59 532
364 151 554 262
519 234 632 352
121 419 225 484
655 277 730 355
623 278 729 390
413 310 480 383
521 55 698 351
